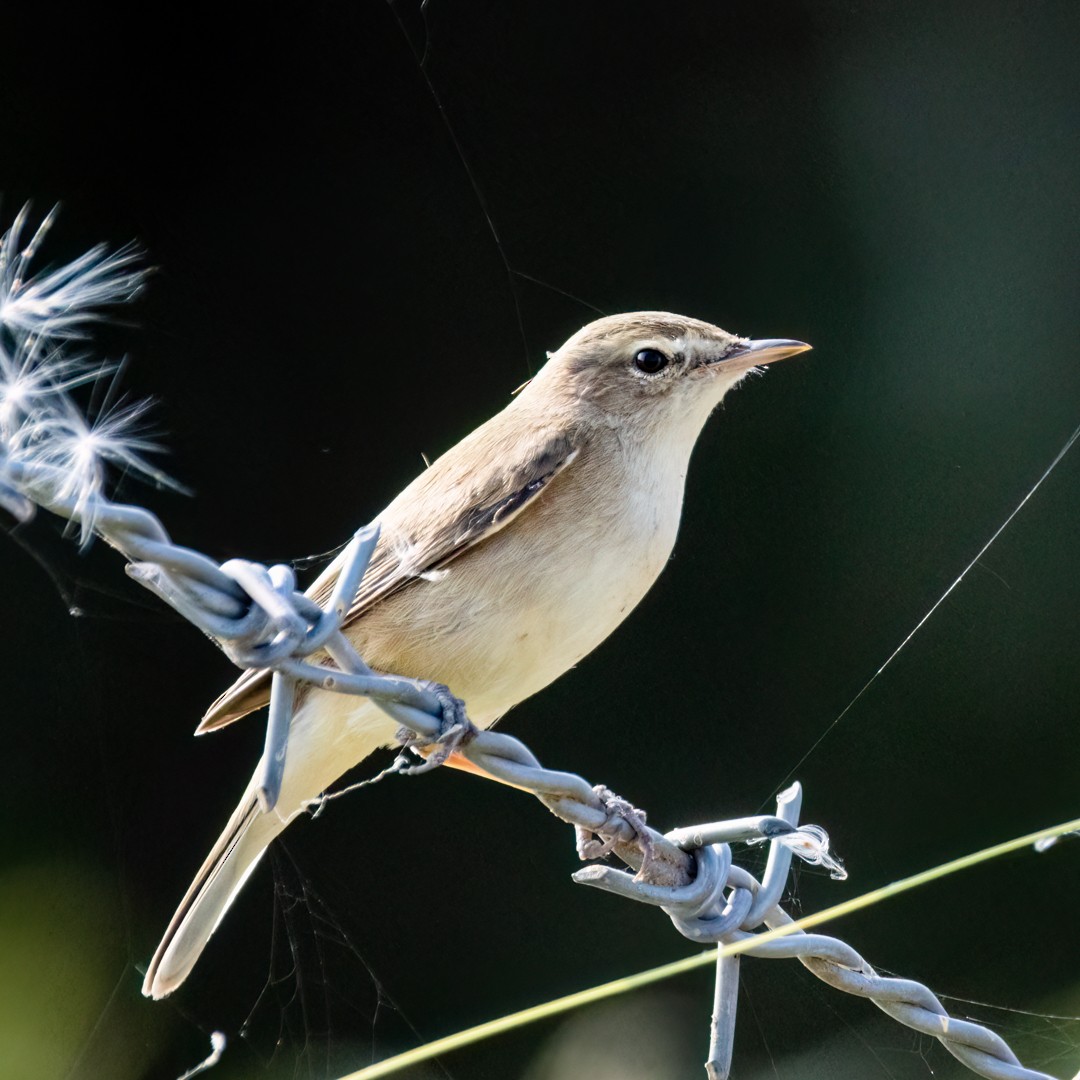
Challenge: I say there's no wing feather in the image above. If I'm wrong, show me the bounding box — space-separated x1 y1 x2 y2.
196 430 578 733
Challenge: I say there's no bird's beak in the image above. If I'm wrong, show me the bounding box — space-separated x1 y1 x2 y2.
719 338 812 369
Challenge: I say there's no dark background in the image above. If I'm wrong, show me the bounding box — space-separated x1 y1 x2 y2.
1 3 1078 1079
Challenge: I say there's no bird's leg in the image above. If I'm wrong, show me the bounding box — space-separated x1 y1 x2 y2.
387 681 529 786
394 681 477 774
436 750 531 788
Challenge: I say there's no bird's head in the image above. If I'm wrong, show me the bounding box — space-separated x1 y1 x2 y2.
527 311 810 444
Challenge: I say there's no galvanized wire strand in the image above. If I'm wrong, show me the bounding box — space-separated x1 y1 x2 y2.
0 454 1066 1080
754 910 1053 1080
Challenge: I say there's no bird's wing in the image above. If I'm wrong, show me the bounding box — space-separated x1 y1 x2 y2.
197 429 579 733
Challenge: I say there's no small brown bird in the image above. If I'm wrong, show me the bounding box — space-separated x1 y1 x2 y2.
143 312 809 998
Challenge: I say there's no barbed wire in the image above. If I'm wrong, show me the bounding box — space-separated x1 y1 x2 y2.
0 215 1068 1080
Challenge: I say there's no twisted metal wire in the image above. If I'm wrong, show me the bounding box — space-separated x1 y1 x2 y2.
577 794 1056 1080
0 454 1064 1080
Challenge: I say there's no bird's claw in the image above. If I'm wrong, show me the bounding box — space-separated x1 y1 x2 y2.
394 681 476 773
576 784 656 877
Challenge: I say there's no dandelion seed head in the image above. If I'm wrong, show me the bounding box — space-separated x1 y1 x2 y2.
0 207 181 544
0 205 145 342
748 824 848 881
776 824 848 880
18 392 175 542
0 343 81 439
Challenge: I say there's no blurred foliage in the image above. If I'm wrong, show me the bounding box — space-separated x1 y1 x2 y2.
0 860 168 1080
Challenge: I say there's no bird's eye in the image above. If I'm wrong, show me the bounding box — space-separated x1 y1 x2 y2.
634 348 669 375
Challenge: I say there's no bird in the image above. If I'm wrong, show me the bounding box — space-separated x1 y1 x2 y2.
142 311 809 999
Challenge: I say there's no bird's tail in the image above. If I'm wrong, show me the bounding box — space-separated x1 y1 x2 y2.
141 772 288 999
143 696 395 999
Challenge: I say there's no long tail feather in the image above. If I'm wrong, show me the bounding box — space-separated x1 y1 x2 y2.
143 695 396 999
142 776 286 999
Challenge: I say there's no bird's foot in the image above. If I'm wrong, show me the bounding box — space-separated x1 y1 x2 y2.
576 784 656 877
395 682 477 774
